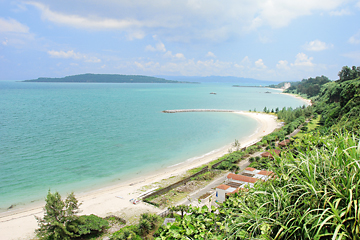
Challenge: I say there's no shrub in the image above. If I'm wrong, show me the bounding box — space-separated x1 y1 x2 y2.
36 191 108 240
74 214 108 237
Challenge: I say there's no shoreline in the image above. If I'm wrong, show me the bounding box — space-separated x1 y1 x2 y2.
0 111 280 240
266 87 312 106
280 92 312 106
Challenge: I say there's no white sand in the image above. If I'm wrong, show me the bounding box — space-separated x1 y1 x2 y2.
281 92 312 106
267 87 312 106
0 112 279 240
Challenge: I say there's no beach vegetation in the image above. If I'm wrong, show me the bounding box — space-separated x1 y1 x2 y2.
111 213 161 240
35 191 108 240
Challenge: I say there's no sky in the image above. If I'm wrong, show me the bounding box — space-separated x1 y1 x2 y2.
0 0 359 82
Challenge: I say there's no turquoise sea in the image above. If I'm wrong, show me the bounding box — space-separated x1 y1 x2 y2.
0 81 306 211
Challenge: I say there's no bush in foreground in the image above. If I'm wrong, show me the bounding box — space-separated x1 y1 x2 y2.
36 191 108 240
156 131 360 239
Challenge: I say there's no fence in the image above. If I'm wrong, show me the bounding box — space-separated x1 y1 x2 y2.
143 166 209 202
158 209 171 218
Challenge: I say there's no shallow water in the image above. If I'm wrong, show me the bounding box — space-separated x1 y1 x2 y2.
0 81 306 210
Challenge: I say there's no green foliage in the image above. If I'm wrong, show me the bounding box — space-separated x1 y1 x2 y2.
338 65 360 82
155 131 360 239
23 73 185 83
284 75 331 97
111 213 161 239
214 151 244 171
277 106 311 124
36 191 108 240
315 77 360 131
169 205 190 218
36 191 80 240
111 225 141 240
75 214 109 237
225 131 360 239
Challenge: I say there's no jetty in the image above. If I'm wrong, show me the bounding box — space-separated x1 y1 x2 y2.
162 109 237 113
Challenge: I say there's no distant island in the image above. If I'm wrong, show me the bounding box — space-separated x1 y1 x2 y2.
23 73 193 84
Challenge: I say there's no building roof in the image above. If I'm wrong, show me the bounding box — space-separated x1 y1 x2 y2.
261 149 281 158
226 187 249 196
227 173 258 183
245 167 256 171
279 139 291 147
258 170 274 176
216 184 231 190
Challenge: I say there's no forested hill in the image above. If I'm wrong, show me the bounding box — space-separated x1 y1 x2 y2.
269 75 331 97
22 74 189 83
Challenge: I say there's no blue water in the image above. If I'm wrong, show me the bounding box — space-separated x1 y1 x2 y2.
0 81 306 211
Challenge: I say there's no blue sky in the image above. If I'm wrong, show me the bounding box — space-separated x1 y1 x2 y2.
0 0 359 81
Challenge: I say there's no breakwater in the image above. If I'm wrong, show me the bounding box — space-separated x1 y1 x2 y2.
163 109 238 113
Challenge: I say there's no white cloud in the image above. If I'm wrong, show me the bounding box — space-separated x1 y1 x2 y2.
255 59 267 69
0 17 29 33
145 36 166 52
356 1 360 8
241 56 251 65
47 50 101 62
291 53 314 67
2 38 8 45
175 53 185 60
349 31 360 44
155 42 166 52
253 0 345 29
48 50 82 59
303 40 333 51
25 1 347 42
126 31 145 40
206 51 216 58
85 56 101 63
163 51 185 60
27 2 140 29
329 9 351 16
276 60 290 70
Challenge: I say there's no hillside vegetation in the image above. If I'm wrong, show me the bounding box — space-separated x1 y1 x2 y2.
154 66 360 239
23 73 186 83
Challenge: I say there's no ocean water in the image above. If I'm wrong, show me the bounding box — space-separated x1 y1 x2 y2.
0 81 306 211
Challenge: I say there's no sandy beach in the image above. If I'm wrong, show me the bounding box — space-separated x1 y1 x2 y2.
267 87 312 106
281 92 312 106
0 111 279 240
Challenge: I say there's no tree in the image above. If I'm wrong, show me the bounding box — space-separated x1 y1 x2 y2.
338 66 354 82
232 139 241 151
36 191 80 240
36 191 108 240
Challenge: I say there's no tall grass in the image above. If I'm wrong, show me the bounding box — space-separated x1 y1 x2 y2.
223 131 360 239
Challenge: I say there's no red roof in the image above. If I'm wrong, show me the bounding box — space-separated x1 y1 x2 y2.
216 184 230 190
258 170 274 176
245 167 256 171
227 173 258 183
261 149 281 158
279 139 291 146
226 187 249 196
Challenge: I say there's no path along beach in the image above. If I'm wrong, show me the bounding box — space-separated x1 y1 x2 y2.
0 111 282 240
